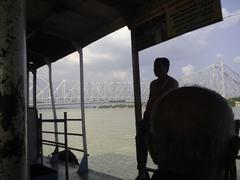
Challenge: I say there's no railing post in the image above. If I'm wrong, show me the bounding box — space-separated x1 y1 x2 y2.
64 112 69 180
33 69 37 108
39 113 43 165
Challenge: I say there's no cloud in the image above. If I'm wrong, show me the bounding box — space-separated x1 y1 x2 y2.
216 53 224 60
222 8 231 17
35 27 132 84
233 56 240 64
112 70 129 81
85 70 131 82
90 27 131 50
182 8 240 46
220 8 240 29
84 48 114 65
62 52 79 64
36 8 240 85
80 27 132 82
184 25 215 46
108 27 131 47
58 44 115 68
181 65 195 76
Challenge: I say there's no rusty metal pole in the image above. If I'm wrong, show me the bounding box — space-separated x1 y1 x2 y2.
0 0 27 180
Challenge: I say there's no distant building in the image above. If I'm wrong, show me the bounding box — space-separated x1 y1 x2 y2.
235 101 240 107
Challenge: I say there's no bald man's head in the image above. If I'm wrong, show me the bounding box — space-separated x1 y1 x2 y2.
149 87 239 180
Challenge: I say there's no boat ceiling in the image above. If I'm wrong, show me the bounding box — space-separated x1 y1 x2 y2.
27 0 166 69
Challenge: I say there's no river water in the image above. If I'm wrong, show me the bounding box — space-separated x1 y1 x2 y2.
39 107 240 180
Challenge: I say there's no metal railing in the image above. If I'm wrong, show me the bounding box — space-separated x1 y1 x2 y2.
39 112 86 180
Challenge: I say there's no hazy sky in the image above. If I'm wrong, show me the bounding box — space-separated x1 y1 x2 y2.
37 0 240 85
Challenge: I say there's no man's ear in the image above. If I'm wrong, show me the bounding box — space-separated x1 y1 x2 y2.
223 136 240 170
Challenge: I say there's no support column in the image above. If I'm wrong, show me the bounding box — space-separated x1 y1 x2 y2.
0 0 27 180
77 48 88 172
33 70 37 108
131 30 142 130
48 63 59 152
27 70 29 107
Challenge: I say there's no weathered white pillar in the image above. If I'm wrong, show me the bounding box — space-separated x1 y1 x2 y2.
47 63 59 152
77 48 88 172
0 0 27 180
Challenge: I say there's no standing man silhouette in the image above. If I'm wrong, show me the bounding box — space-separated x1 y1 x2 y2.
135 57 179 180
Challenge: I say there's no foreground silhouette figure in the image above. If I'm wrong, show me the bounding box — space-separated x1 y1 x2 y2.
135 57 178 180
148 87 240 180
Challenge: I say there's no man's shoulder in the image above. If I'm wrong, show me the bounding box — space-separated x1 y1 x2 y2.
150 79 159 86
168 76 178 83
151 79 159 83
150 76 178 88
168 76 178 86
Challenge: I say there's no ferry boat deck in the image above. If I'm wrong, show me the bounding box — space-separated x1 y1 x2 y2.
34 157 122 180
1 0 235 180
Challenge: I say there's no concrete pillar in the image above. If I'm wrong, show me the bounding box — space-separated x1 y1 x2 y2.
0 0 27 180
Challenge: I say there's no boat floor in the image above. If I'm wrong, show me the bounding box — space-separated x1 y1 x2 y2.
42 157 122 180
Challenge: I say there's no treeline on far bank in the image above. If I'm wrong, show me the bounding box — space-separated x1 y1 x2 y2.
99 104 135 108
227 97 240 107
97 97 240 108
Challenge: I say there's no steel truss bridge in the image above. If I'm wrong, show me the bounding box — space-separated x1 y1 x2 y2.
30 62 240 106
